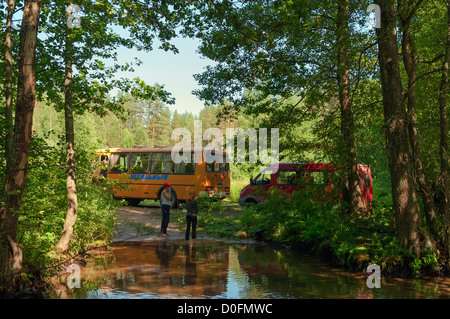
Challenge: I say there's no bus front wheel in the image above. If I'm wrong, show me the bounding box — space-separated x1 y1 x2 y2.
126 198 141 206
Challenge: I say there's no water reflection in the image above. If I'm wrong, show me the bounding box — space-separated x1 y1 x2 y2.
68 240 450 299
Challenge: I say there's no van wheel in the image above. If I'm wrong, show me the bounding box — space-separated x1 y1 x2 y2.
244 199 258 206
158 187 178 209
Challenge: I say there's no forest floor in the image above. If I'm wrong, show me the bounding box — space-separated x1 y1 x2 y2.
114 204 187 242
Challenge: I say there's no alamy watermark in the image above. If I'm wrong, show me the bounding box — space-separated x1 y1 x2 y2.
66 263 81 289
366 264 381 288
366 4 381 29
171 120 279 169
67 4 81 29
66 3 380 30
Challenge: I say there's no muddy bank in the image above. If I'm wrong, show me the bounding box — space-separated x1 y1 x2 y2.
113 204 252 243
114 204 188 242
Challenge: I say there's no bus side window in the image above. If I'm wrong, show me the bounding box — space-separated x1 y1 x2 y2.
185 163 194 173
109 153 129 173
302 171 326 185
174 152 195 174
151 153 172 174
130 153 150 173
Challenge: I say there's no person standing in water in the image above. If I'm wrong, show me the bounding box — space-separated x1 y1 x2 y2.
160 183 172 237
185 190 199 241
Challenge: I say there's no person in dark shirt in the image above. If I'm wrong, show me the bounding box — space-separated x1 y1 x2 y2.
185 190 199 241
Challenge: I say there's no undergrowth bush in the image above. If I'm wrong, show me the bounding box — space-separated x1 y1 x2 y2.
17 136 122 275
239 184 439 274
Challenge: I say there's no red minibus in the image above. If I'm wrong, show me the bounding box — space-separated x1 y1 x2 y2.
239 162 373 208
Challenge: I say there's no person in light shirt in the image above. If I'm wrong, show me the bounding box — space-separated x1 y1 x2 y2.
160 183 172 237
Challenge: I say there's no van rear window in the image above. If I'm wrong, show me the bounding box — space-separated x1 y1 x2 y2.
277 171 298 185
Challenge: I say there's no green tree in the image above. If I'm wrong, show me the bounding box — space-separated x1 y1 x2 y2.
187 0 450 257
438 0 450 255
121 128 134 148
149 99 172 146
37 1 177 254
1 0 42 292
336 0 365 213
134 122 151 146
187 0 373 212
1 0 187 292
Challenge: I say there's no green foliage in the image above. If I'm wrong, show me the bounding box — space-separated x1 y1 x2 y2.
1 0 448 286
17 135 122 273
185 0 450 264
196 196 224 221
239 184 441 275
177 196 243 239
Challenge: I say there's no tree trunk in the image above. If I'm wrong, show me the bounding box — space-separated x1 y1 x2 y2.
4 0 15 173
0 0 41 292
336 0 365 214
54 21 78 254
400 8 436 245
375 0 424 256
439 0 450 257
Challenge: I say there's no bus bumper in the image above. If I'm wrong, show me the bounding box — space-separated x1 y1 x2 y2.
199 191 215 198
199 191 230 199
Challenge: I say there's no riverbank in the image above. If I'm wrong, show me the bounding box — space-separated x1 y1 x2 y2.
43 199 450 299
113 200 449 278
63 239 450 299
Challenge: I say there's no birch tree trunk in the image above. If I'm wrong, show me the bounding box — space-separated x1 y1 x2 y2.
4 0 15 172
54 15 78 253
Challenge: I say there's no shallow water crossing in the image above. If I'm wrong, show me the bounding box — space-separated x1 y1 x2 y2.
65 240 450 299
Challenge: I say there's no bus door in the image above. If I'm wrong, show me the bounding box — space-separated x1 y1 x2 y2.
108 152 130 196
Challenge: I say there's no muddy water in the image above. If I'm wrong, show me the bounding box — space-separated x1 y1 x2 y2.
67 240 450 299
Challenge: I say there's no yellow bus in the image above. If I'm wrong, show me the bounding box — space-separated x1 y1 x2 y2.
93 146 230 207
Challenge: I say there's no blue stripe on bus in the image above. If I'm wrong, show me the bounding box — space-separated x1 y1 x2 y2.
130 174 168 180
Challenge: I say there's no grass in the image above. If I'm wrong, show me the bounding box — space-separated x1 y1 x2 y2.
129 178 250 240
120 218 161 236
229 178 250 202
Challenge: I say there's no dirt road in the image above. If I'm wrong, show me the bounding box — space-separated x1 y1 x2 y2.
113 204 216 242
